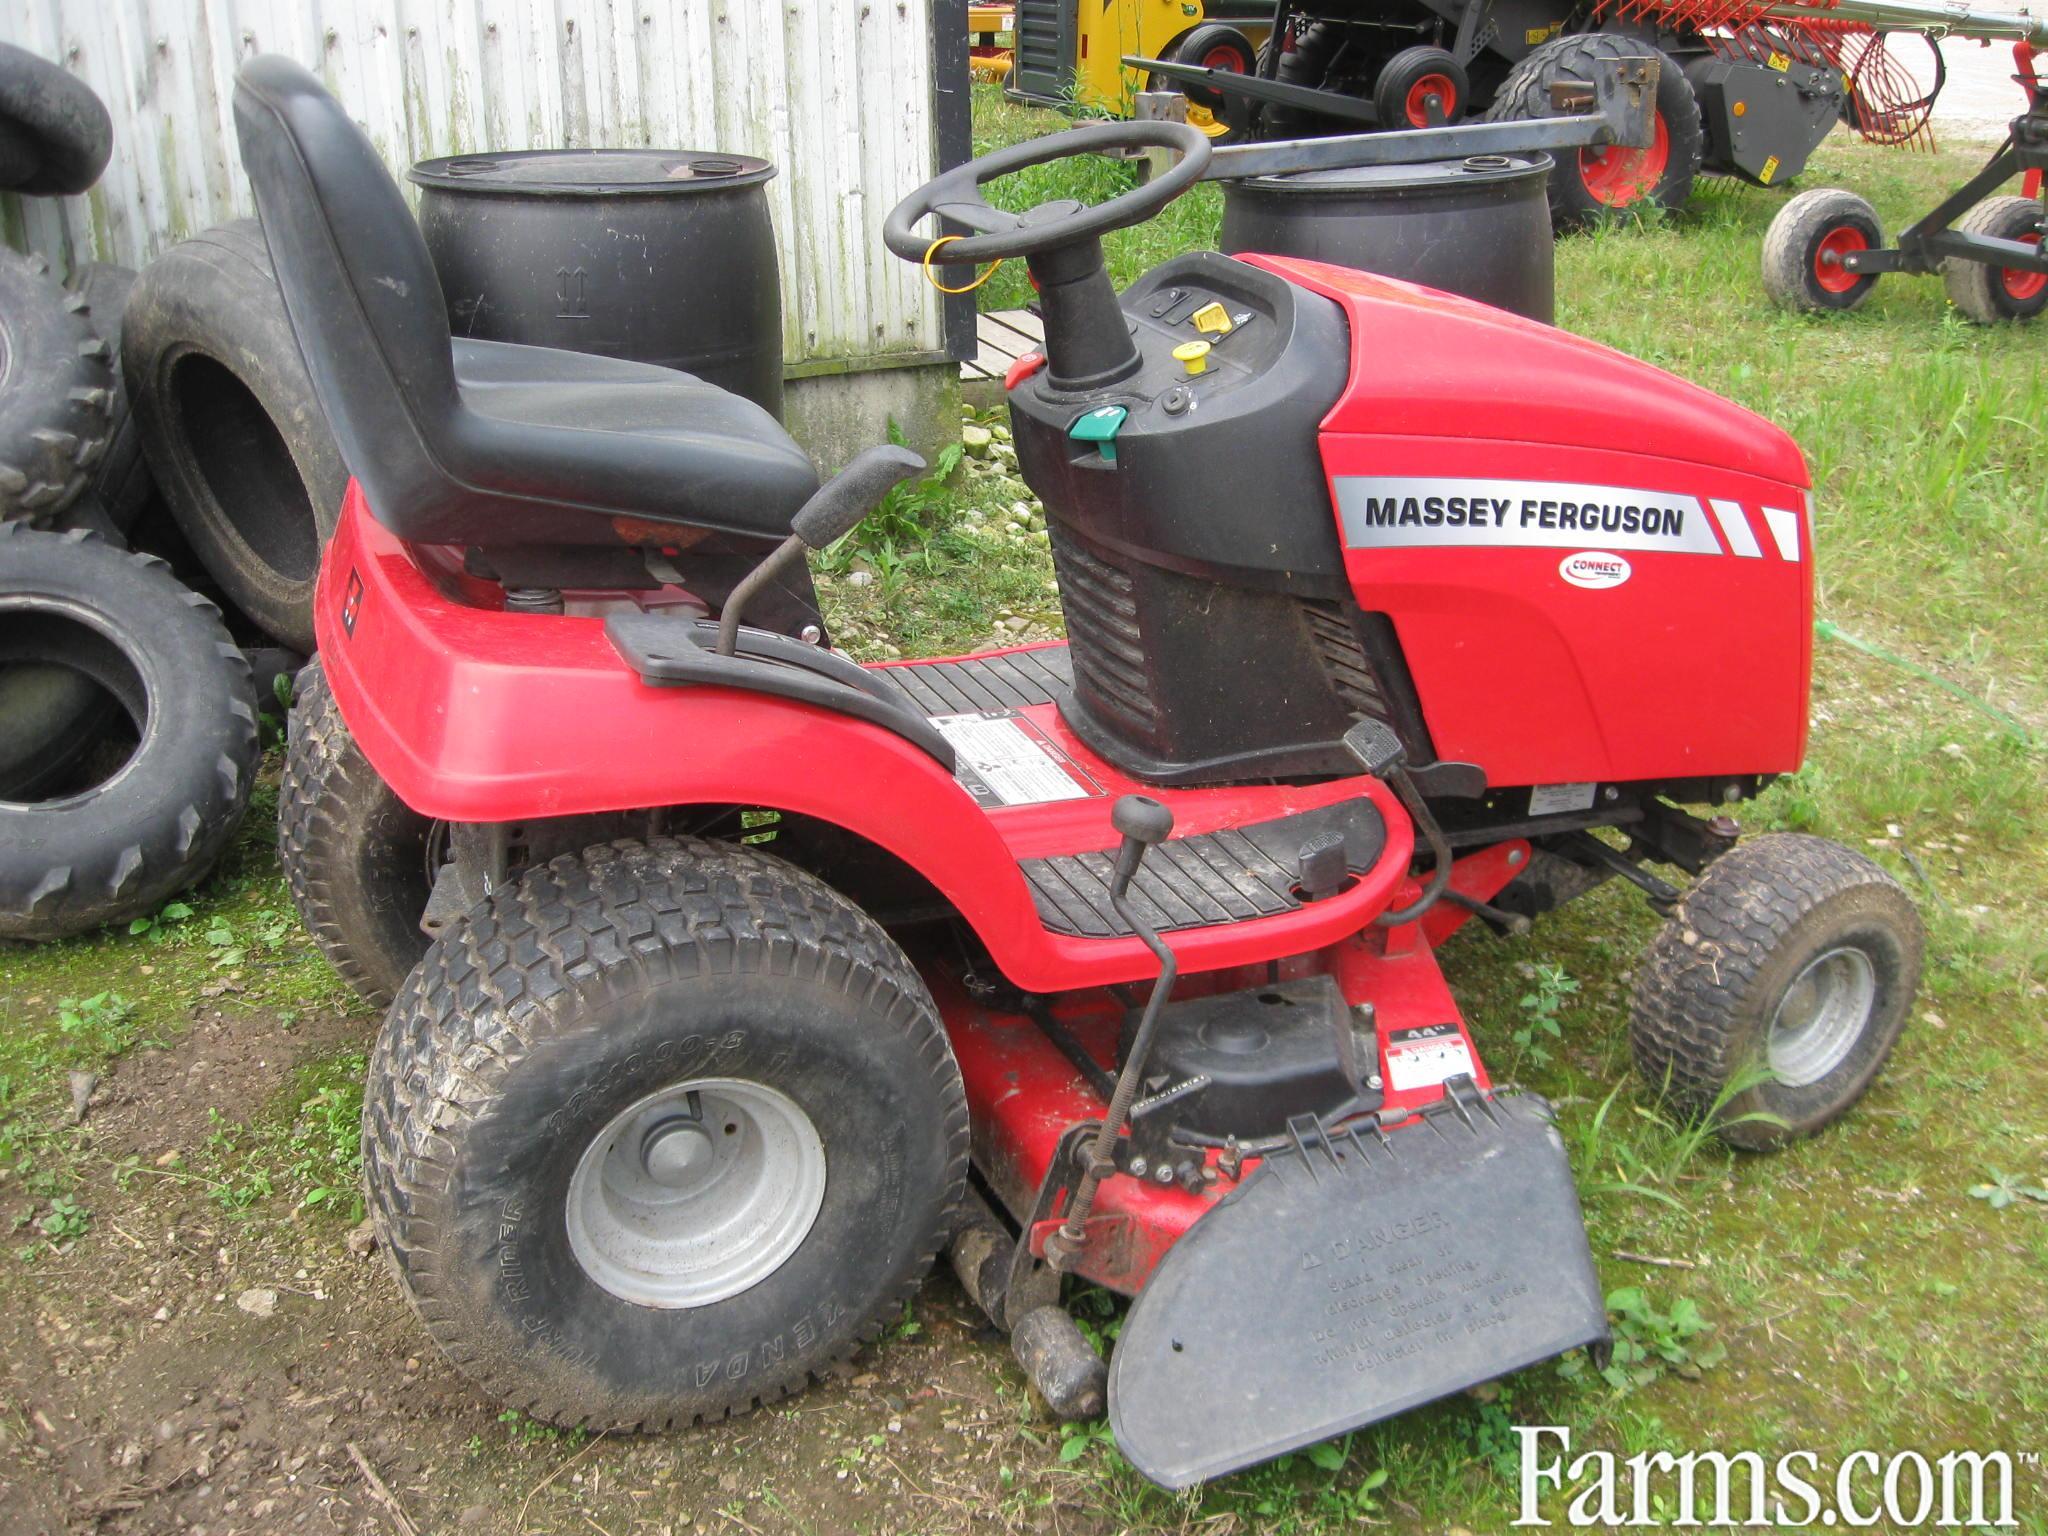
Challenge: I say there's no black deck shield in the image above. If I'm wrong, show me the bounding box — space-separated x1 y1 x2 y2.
1108 1090 1607 1489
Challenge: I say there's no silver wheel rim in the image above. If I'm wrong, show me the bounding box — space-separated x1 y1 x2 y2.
1766 945 1877 1088
565 1077 826 1309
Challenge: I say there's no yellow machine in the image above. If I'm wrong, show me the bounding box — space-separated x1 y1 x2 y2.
998 1 1274 138
969 6 1015 82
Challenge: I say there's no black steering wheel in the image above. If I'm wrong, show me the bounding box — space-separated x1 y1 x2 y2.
882 119 1213 266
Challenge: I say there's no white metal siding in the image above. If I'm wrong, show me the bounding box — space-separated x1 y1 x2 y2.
0 0 944 369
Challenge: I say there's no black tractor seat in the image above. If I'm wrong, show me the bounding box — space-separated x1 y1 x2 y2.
232 54 819 554
444 338 817 541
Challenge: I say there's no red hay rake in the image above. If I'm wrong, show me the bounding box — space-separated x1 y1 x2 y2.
1602 0 1948 146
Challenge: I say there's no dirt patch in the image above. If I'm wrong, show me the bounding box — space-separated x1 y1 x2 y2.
0 1004 1072 1536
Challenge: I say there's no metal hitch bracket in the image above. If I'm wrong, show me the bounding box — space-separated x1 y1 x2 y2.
1108 1090 1607 1489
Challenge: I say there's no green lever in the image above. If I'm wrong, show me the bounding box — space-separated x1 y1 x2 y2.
1068 404 1128 465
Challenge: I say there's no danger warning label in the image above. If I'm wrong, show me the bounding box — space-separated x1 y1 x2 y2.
1384 1023 1476 1093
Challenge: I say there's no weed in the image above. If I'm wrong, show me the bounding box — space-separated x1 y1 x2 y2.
127 901 194 940
54 992 138 1054
1967 1168 2048 1209
1512 963 1578 1072
1562 1287 1727 1393
38 1193 89 1242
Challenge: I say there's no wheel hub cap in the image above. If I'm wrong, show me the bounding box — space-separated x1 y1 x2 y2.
566 1077 827 1308
1766 946 1877 1088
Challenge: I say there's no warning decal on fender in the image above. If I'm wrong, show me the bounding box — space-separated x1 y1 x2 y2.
932 711 1104 808
1385 1023 1476 1092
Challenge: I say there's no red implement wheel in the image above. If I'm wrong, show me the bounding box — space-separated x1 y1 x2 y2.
1943 195 2048 323
1763 188 1885 313
1374 47 1468 129
1170 23 1256 115
1485 33 1702 231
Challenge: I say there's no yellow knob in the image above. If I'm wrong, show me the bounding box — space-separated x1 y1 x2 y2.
1173 339 1211 376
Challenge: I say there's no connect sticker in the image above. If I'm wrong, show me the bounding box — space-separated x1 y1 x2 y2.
1559 550 1631 589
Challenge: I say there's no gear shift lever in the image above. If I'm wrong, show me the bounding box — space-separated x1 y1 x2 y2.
1045 794 1177 1270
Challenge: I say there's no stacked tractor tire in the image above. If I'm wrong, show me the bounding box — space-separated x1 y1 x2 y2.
1 44 341 944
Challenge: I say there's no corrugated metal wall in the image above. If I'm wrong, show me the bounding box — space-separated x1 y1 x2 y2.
0 0 945 371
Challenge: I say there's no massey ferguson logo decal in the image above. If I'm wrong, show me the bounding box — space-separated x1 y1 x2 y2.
1334 477 1803 561
1559 551 1631 589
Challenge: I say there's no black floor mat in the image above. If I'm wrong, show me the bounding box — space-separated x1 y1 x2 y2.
870 645 1073 716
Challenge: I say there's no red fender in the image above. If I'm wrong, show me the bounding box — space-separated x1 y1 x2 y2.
315 489 1414 992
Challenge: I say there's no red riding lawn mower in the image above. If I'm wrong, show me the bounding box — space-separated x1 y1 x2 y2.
239 58 1921 1486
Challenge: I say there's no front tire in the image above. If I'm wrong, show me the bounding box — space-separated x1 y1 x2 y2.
1629 834 1923 1151
363 837 969 1429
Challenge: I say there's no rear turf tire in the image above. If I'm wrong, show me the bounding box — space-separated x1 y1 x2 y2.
1628 834 1923 1152
1941 195 2048 324
363 836 969 1429
278 656 435 1009
1763 189 1884 314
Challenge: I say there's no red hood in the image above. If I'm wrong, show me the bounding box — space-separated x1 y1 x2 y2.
1242 254 1810 491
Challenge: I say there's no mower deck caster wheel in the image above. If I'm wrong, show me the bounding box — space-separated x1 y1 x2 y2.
363 836 969 1430
1628 833 1922 1151
1763 189 1884 313
1942 195 2048 324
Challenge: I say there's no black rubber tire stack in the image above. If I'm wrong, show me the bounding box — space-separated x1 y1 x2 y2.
0 524 260 941
0 247 113 524
0 41 113 197
65 261 153 528
124 219 347 652
0 56 277 942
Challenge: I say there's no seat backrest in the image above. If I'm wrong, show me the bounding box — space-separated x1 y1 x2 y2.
232 56 462 528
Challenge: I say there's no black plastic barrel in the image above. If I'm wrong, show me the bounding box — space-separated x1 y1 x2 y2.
1219 153 1555 323
409 149 786 417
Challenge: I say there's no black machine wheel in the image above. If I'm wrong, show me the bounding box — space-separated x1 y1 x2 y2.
1629 834 1922 1152
0 42 112 197
363 837 970 1429
125 220 347 650
0 523 258 941
1942 195 2048 324
278 656 435 1010
1264 21 1364 137
65 262 152 528
1374 46 1469 129
1486 33 1702 230
0 248 113 524
1762 188 1885 313
1171 23 1257 113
